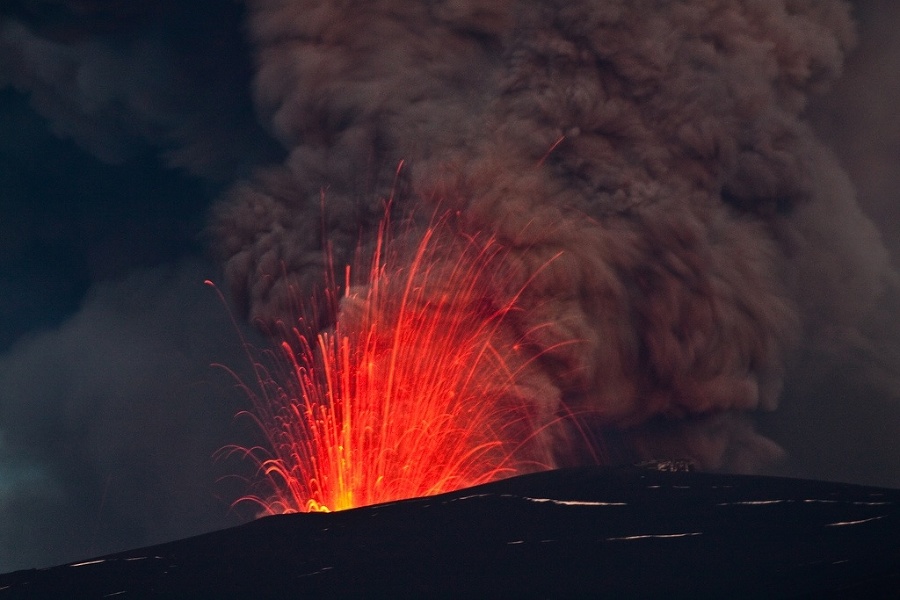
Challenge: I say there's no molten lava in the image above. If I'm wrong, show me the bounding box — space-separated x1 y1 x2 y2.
232 215 549 514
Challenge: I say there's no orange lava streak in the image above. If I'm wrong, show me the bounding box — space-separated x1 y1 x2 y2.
237 215 545 514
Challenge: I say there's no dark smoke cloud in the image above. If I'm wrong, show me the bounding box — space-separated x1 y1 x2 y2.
214 0 898 471
762 0 900 484
0 0 281 180
0 262 250 571
810 0 900 263
0 1 276 571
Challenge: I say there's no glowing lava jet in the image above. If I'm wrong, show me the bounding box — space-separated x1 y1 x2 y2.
229 214 555 513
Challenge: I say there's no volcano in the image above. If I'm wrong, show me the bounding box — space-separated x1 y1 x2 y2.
1 464 898 598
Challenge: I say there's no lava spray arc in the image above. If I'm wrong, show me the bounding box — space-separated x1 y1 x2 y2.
225 212 564 514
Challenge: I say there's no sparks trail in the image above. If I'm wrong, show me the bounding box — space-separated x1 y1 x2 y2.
227 212 561 514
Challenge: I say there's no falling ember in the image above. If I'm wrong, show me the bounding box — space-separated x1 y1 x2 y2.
228 212 555 514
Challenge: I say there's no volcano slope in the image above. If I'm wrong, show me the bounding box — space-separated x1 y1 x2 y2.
1 464 898 598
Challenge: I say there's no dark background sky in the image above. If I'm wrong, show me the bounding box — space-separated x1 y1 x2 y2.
0 1 280 571
0 0 898 573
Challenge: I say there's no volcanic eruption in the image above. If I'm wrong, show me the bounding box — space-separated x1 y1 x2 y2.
1 0 899 576
210 0 898 511
221 210 572 513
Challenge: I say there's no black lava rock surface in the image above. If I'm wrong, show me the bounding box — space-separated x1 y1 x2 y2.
2 465 898 598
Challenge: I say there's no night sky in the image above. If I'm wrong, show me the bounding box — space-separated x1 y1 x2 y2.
1 0 899 573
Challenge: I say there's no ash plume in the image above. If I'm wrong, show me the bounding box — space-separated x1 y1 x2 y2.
213 0 898 472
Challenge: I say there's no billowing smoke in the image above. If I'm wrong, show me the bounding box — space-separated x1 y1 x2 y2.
213 0 897 471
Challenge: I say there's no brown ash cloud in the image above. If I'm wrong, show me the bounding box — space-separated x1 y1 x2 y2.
212 0 898 471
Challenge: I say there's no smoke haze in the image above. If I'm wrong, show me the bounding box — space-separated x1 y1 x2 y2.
0 0 898 571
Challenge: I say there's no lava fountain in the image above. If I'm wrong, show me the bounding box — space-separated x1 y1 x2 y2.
225 211 563 514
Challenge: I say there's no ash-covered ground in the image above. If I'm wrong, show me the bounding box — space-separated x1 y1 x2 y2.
2 465 898 598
